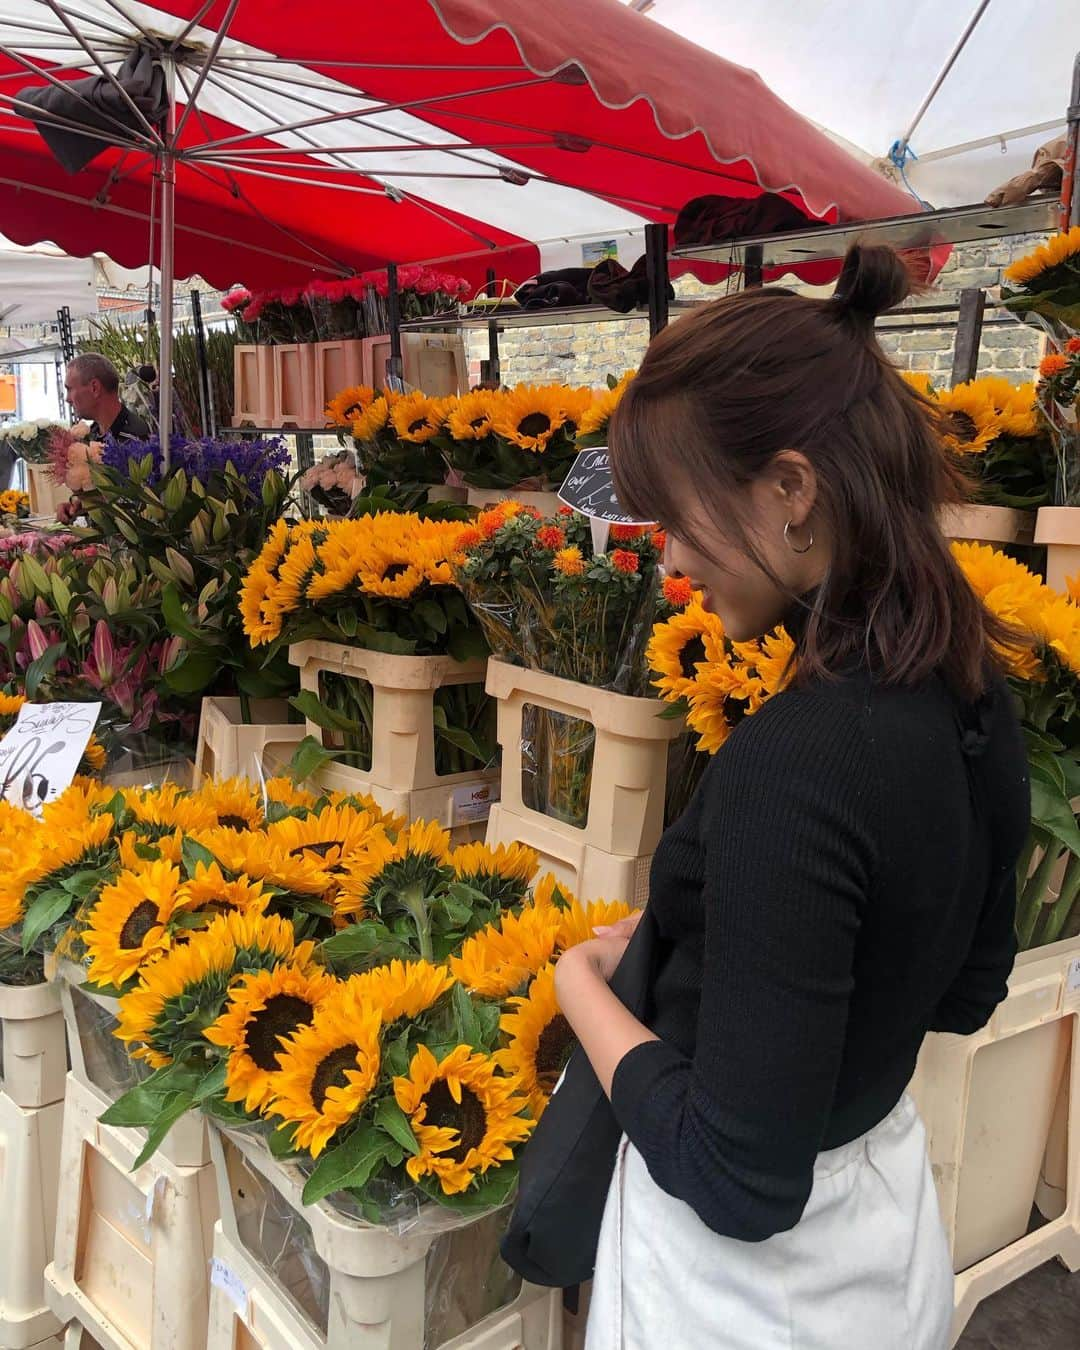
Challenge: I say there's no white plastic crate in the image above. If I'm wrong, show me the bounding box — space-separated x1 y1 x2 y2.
0 1089 64 1348
1035 506 1080 592
192 698 306 787
938 504 1035 546
910 936 1080 1342
25 463 70 520
44 1073 217 1350
0 980 67 1109
232 346 274 429
208 1127 562 1350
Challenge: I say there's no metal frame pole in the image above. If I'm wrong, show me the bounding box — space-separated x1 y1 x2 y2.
387 263 403 385
481 265 500 386
190 288 216 437
157 56 177 464
949 288 987 386
645 221 669 338
1063 50 1080 229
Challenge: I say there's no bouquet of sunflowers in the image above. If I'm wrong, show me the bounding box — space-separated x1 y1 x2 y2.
328 387 449 488
0 489 30 526
0 769 631 1222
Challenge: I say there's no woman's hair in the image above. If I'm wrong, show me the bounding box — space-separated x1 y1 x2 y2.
609 243 1002 700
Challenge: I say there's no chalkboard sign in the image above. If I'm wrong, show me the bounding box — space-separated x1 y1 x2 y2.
556 448 651 524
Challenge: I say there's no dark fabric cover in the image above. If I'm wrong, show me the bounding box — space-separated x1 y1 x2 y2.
514 268 593 309
674 191 823 249
587 254 674 313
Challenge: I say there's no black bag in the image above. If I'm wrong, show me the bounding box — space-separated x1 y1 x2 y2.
500 909 657 1287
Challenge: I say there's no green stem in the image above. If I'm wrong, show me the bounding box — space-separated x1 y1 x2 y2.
1017 843 1062 949
400 884 434 962
1039 853 1080 948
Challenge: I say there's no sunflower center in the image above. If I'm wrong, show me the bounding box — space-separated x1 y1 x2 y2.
245 994 315 1071
408 419 429 435
289 840 343 860
469 417 488 431
948 411 978 443
679 635 707 681
423 1080 487 1162
311 1044 360 1111
119 899 160 949
535 1014 575 1091
518 413 551 438
200 897 235 915
383 563 409 581
218 814 251 831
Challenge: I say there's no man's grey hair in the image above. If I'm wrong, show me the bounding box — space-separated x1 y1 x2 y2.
67 353 120 394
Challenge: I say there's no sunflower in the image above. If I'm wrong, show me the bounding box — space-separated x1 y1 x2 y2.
449 905 561 998
647 600 724 701
266 804 384 870
325 385 375 428
497 962 575 1119
336 820 452 918
530 872 577 910
351 396 390 442
0 690 26 723
682 655 759 754
117 910 315 1068
494 386 569 452
267 984 382 1155
733 627 796 698
195 779 266 833
577 371 634 438
1003 226 1080 288
450 841 539 908
343 958 454 1024
447 390 498 441
357 560 425 601
0 812 117 922
41 779 115 833
81 736 108 774
900 371 935 398
932 381 1006 454
83 860 183 988
393 1043 533 1194
555 898 635 952
263 777 317 812
390 392 446 444
176 861 271 921
264 533 320 630
204 963 339 1113
120 783 216 839
324 790 405 834
239 561 281 646
194 828 336 900
977 377 1040 439
1037 594 1080 680
951 541 1048 631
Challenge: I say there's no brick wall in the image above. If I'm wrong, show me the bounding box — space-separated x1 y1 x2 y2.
467 232 1046 391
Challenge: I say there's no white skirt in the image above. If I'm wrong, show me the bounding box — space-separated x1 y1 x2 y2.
585 1094 953 1350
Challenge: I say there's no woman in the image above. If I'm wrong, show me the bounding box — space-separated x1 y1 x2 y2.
555 243 1030 1349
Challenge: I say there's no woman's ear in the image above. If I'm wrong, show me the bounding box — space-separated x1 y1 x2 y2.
767 450 818 527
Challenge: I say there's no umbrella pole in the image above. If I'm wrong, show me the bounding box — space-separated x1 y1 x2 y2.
158 55 177 469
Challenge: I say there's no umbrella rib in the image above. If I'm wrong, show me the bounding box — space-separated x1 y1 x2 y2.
171 0 240 146
389 187 502 252
169 0 220 50
42 0 164 147
84 0 160 47
0 85 148 150
0 7 135 45
191 158 390 194
212 56 524 71
182 140 548 158
0 58 108 85
197 155 529 179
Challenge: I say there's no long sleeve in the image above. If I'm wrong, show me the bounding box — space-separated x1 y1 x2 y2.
610 690 879 1242
930 863 1017 1034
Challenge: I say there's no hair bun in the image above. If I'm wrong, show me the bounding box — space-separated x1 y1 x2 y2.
832 243 913 325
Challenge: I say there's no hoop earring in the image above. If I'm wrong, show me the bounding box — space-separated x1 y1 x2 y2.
784 519 814 554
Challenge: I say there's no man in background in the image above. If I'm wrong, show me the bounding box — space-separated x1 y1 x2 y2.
64 353 150 442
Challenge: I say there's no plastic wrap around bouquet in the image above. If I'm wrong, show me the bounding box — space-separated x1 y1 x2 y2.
0 769 632 1232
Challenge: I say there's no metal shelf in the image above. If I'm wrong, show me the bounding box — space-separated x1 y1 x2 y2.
399 298 701 335
671 197 1061 270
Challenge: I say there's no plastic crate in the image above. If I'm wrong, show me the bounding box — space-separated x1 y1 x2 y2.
208 1127 561 1350
44 1073 217 1350
312 341 365 422
1035 506 1080 592
939 504 1035 546
58 962 209 1170
25 463 70 520
288 642 498 836
0 1090 64 1348
271 345 316 429
909 936 1080 1342
464 489 563 516
483 661 683 905
192 698 306 787
0 980 67 1109
232 347 274 429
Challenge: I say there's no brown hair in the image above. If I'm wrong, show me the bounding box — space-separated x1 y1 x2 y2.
68 353 120 394
609 243 1003 700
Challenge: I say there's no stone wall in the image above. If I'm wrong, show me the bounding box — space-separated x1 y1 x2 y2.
467 231 1046 391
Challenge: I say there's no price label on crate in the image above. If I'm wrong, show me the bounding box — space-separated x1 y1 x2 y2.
1067 957 1080 997
211 1257 250 1318
453 779 499 825
557 448 652 525
0 701 101 813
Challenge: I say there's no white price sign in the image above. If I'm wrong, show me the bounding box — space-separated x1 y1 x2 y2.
0 701 101 813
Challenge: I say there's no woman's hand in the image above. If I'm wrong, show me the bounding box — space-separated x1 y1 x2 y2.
556 909 644 989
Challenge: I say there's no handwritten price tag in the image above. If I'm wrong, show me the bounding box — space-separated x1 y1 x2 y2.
0 701 102 813
557 448 652 525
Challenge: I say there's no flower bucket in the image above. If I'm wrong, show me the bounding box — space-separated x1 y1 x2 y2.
908 935 1080 1341
484 660 684 906
0 978 66 1109
466 487 564 516
193 697 306 787
272 345 317 429
939 504 1036 547
232 346 275 428
312 341 365 422
288 641 499 837
0 1088 64 1347
25 461 71 518
45 1071 217 1350
1035 506 1080 592
207 1126 561 1350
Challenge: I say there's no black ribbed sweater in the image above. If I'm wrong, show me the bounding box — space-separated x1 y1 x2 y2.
610 670 1030 1242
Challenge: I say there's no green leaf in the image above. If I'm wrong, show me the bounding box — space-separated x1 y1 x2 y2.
301 1120 396 1206
160 584 203 642
418 1164 519 1214
182 836 217 876
194 1060 228 1103
415 599 448 635
287 735 338 784
267 1123 302 1159
375 1096 420 1156
452 982 484 1051
1030 775 1080 856
430 705 492 767
21 887 72 953
290 690 363 734
320 923 416 965
24 641 66 699
130 1092 197 1170
50 572 73 617
384 1026 412 1079
164 652 219 694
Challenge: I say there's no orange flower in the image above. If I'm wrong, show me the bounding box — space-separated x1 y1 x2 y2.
456 525 482 550
557 505 574 517
1069 338 1080 354
536 525 566 550
610 524 649 541
651 530 667 553
520 506 542 519
662 574 693 608
553 546 585 576
1041 353 1069 377
478 507 509 539
611 549 639 574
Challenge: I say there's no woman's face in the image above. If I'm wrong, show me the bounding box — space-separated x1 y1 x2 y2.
663 452 829 642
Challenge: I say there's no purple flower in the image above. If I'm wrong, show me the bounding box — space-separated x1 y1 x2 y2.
102 434 290 492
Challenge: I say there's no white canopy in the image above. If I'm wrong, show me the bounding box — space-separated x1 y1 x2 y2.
624 0 1080 209
0 237 95 323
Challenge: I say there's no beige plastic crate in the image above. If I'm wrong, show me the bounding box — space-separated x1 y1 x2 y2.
208 1128 561 1350
272 345 316 429
42 1325 107 1348
0 1090 64 1347
58 962 210 1170
909 936 1080 1342
465 489 563 516
44 1073 217 1350
232 346 274 428
1035 506 1080 592
312 341 365 421
288 641 498 833
939 504 1035 546
483 661 682 904
192 698 306 787
25 463 71 520
0 979 67 1109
